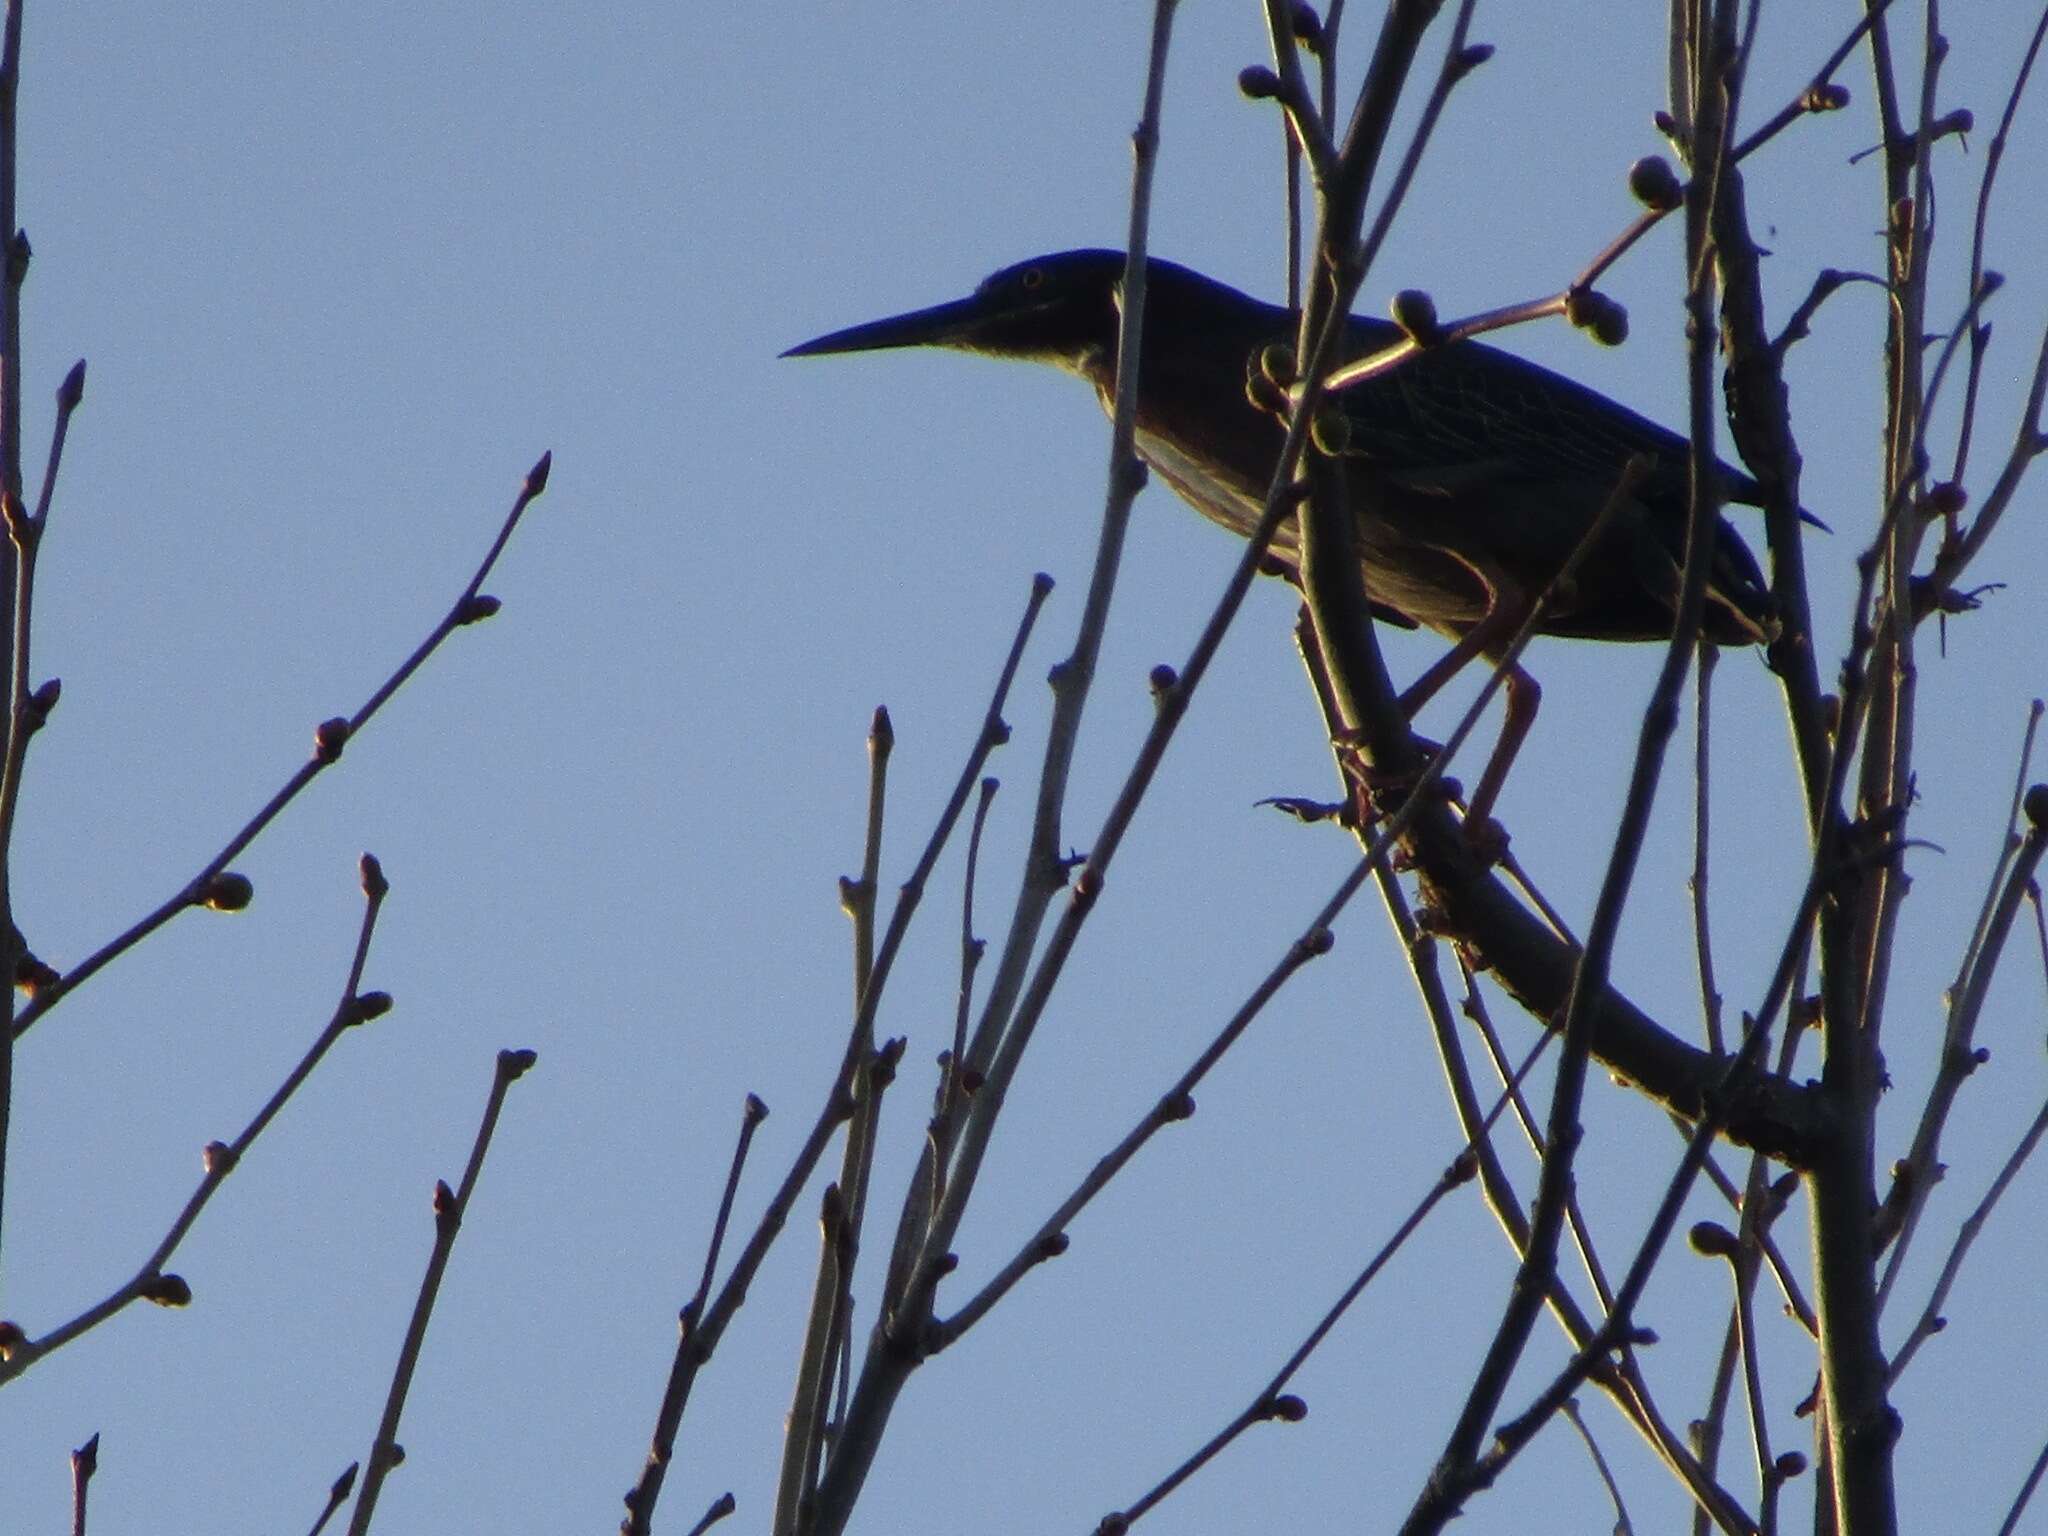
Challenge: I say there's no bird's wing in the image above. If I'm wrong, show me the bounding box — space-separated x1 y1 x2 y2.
1339 343 1715 501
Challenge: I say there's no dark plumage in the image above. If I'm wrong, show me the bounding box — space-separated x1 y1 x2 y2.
786 249 1783 825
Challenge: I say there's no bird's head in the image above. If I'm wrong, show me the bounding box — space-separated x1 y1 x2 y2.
783 249 1131 377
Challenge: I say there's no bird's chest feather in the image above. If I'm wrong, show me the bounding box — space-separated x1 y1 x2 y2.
1131 426 1275 539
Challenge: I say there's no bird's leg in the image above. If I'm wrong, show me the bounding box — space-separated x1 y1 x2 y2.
1320 605 1496 824
1396 572 1537 861
1397 621 1496 715
1464 657 1541 831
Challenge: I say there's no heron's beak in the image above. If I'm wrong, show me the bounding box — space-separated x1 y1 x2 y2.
782 294 991 358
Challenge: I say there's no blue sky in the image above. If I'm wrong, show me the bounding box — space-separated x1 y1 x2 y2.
5 4 2047 1534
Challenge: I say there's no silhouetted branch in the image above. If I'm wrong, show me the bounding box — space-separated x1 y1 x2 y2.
1950 7 2048 483
683 1491 737 1536
934 877 1353 1346
1095 1150 1473 1534
70 1431 97 1536
12 454 553 1043
0 855 393 1383
306 1463 357 1536
1995 1431 2048 1536
621 1091 766 1536
1564 1401 1636 1536
1888 1090 2048 1384
346 1046 536 1536
1874 772 2048 1280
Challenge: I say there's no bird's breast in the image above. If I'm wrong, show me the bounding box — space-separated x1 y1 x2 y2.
1133 427 1289 549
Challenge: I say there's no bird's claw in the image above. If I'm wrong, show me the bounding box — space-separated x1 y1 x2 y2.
1459 813 1512 867
1257 795 1354 827
1337 746 1460 818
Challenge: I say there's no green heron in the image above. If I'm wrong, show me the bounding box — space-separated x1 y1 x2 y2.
786 249 1781 827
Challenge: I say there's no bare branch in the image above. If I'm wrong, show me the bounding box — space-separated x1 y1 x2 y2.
620 1091 768 1536
1996 1433 2048 1536
625 571 1048 1536
306 1464 358 1536
933 881 1350 1346
11 455 553 1042
1874 756 2048 1281
1693 647 1726 1054
345 1046 536 1536
0 857 394 1383
1096 1150 1474 1534
683 1492 738 1536
1888 1090 2048 1383
1564 1401 1636 1536
1948 2 2047 486
70 1431 98 1536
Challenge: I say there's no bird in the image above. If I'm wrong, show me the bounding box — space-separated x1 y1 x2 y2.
784 248 1783 834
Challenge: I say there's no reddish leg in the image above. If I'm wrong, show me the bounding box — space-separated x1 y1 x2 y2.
1397 579 1527 713
1395 569 1542 853
1465 659 1540 827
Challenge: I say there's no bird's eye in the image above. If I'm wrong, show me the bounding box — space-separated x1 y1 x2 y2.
1019 267 1044 292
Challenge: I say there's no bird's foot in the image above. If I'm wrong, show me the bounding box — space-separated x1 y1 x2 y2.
1257 794 1355 827
1458 812 1512 868
1339 743 1459 818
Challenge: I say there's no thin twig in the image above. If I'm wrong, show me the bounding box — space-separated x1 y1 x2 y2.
621 1094 766 1536
1348 11 1488 292
684 1492 738 1536
941 0 1183 1111
1099 1149 1477 1533
70 1432 98 1536
697 1096 770 1325
0 0 41 1249
1487 845 1580 945
941 777 997 1148
778 708 908 1533
1563 1401 1635 1536
1771 268 1886 358
1927 62 2048 594
846 706 893 1019
1947 702 2043 1036
1368 857 1753 1534
1727 1228 1779 1533
1728 0 1891 161
1257 0 1335 184
918 0 1213 1312
306 1464 358 1536
11 454 553 1043
2034 880 2048 1002
0 856 394 1383
0 362 80 881
345 1046 536 1536
923 775 999 1238
1996 1432 2048 1536
0 350 78 1265
1455 962 1617 1319
1478 1019 1779 1496
1887 1090 2048 1383
1948 2 2047 486
1686 1135 1816 1336
934 860 1364 1345
775 1183 849 1536
1316 0 1888 401
1691 1311 1744 1536
634 571 1045 1536
1873 768 2048 1293
1942 315 2048 581
1692 647 1725 1054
